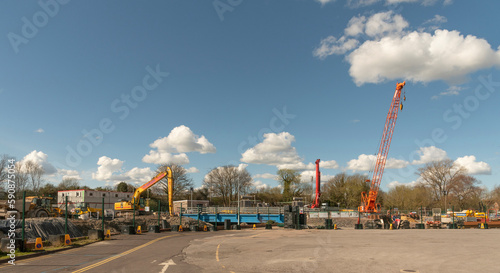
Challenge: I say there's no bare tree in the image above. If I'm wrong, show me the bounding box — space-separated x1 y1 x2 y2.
58 177 81 190
157 164 194 200
0 155 9 184
203 165 252 206
276 169 302 202
417 159 466 207
24 160 45 193
13 162 28 198
448 174 482 210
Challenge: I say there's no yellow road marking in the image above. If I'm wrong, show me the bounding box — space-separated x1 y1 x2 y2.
216 244 220 262
71 234 178 273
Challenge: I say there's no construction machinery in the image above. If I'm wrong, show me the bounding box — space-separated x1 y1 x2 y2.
114 167 174 216
72 202 102 218
359 81 406 213
311 159 321 209
0 196 59 219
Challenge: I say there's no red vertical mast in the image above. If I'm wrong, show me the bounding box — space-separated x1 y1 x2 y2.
311 159 321 208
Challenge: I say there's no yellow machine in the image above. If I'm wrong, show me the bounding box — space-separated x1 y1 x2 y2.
114 168 174 216
73 202 103 218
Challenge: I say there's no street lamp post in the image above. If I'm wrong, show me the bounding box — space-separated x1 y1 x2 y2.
190 187 193 213
237 180 240 226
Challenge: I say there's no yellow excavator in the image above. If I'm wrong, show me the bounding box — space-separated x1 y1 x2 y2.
114 167 174 216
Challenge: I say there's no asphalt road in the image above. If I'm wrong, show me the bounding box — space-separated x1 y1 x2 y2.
3 228 500 273
0 231 220 273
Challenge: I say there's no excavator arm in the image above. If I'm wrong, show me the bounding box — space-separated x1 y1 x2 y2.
115 167 173 212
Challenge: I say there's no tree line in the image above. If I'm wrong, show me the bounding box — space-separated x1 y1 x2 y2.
1 153 499 212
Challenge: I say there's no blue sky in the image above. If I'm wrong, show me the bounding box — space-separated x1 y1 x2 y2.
1 0 499 192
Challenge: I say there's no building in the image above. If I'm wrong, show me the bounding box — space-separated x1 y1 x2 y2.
57 189 133 211
173 200 209 214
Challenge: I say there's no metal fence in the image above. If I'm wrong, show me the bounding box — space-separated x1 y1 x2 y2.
182 207 284 214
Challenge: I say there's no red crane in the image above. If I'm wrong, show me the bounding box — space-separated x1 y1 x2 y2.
359 81 406 213
311 159 321 208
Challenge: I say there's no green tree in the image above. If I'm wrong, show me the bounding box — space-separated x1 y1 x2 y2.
276 169 302 202
116 181 134 192
322 173 369 209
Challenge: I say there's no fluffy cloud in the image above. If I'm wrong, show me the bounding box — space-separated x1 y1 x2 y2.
241 132 339 171
387 180 421 188
21 150 57 174
34 128 44 133
142 125 215 165
186 167 200 173
348 29 500 85
253 180 270 190
92 156 155 184
412 146 448 164
314 36 359 59
241 132 302 166
300 170 335 183
254 173 278 180
314 11 500 86
347 154 409 171
347 0 451 7
454 155 491 175
58 169 82 180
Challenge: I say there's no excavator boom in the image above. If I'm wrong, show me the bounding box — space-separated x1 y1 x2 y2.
115 167 173 213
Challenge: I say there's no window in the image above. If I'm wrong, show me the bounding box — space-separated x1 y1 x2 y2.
127 195 130 198
102 194 106 197
62 193 65 197
89 193 93 196
115 194 118 197
76 192 80 197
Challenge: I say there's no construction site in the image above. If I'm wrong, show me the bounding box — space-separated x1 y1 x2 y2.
2 81 500 273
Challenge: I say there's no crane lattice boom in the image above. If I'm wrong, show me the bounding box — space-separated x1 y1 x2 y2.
360 81 405 213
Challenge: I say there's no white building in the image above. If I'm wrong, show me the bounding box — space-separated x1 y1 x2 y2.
57 189 133 211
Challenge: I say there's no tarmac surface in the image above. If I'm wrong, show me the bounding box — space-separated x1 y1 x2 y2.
1 228 499 273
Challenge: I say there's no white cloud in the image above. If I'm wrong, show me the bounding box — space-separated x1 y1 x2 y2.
347 154 409 171
34 128 44 133
58 169 82 180
424 14 447 25
241 132 338 171
431 85 463 100
254 173 277 180
315 0 336 5
313 36 360 59
300 170 335 183
21 150 57 174
186 167 200 173
345 15 366 36
454 155 491 175
92 156 155 184
315 11 500 86
348 29 500 86
364 11 409 38
241 132 302 166
412 146 448 164
387 180 421 188
142 125 215 165
253 180 270 190
345 0 451 7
